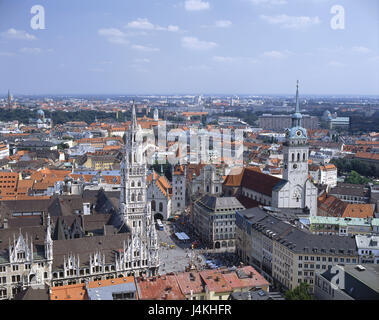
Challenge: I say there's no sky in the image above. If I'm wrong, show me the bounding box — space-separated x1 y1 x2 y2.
0 0 378 95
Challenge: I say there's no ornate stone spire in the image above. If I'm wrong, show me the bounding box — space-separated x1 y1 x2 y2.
131 101 138 131
292 80 302 128
7 89 11 108
295 80 300 113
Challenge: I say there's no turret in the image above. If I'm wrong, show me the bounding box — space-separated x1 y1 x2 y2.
45 214 53 260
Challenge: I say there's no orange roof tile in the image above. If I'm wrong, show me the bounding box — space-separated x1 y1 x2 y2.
342 204 375 219
50 283 87 300
138 275 185 300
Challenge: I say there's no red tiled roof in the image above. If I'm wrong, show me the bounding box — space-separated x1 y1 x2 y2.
137 275 185 300
199 270 232 293
342 204 375 218
50 283 87 300
241 168 282 196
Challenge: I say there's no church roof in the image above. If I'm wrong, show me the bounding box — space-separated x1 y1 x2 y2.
241 169 284 197
223 166 261 187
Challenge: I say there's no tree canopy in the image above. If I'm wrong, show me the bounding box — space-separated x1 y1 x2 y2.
284 282 313 300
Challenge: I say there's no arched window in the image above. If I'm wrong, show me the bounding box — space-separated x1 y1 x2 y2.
291 153 295 162
138 181 141 187
151 200 156 211
159 202 163 212
131 193 135 202
138 193 142 201
297 153 300 161
303 153 306 161
131 181 135 187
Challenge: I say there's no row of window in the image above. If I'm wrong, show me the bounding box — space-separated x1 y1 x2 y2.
0 262 45 273
0 287 23 298
299 256 357 264
53 261 147 279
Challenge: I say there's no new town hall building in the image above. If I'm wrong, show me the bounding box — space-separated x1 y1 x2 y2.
0 106 159 300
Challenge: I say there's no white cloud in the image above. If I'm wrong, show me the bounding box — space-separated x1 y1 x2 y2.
131 44 160 52
98 28 129 45
127 18 155 30
167 25 180 32
126 18 180 32
181 36 217 50
262 50 291 59
202 20 232 29
19 47 42 54
249 0 287 5
215 20 232 28
89 68 105 73
99 60 113 65
134 58 151 63
182 65 211 71
352 46 371 54
213 56 236 63
328 60 345 67
213 56 259 64
260 14 321 29
1 28 36 41
185 0 210 11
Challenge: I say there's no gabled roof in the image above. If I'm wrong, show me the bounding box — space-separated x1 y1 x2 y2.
343 204 375 219
14 286 50 300
241 169 284 196
147 171 172 198
50 283 87 300
223 166 261 187
223 166 284 196
137 275 185 300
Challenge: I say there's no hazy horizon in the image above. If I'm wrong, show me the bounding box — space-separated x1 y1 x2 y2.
1 0 378 95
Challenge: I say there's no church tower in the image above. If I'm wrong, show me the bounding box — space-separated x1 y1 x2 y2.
282 81 311 208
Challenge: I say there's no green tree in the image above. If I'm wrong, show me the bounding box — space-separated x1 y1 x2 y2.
284 283 313 300
345 170 371 184
57 143 69 150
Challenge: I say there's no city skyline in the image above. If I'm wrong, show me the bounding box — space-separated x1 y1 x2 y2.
0 0 378 95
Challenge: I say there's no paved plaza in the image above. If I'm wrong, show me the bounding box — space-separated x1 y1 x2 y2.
156 219 242 275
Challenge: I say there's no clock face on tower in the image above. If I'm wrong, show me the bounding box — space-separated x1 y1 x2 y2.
296 130 302 137
293 164 298 169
